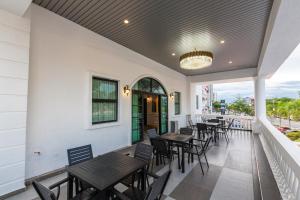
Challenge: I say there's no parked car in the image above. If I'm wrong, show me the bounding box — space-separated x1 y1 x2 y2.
277 126 290 133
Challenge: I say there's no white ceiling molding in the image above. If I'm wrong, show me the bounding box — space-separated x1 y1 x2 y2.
258 0 300 78
0 0 32 16
187 68 257 84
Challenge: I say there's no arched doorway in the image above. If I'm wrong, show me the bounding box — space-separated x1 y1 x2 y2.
131 77 168 143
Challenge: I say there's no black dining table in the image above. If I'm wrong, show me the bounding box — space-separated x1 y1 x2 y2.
66 151 147 200
204 122 220 142
160 132 194 173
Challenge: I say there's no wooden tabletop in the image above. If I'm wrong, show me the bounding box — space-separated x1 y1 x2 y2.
160 132 193 143
67 152 147 191
204 122 220 126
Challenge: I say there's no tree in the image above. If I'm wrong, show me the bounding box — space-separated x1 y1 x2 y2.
212 101 221 113
228 97 254 116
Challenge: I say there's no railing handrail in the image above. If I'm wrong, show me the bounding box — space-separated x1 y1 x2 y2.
197 113 254 120
260 118 300 176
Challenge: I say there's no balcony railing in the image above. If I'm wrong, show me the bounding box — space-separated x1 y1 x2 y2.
195 114 254 131
259 119 300 200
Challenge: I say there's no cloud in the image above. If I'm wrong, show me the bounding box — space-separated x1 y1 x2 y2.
213 81 300 102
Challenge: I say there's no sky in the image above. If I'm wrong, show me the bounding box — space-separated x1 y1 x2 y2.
213 43 300 103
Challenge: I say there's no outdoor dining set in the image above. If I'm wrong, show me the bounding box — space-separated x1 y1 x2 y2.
32 117 234 200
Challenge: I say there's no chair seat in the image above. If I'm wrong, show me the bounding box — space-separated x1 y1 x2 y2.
185 146 203 156
123 187 147 200
121 175 134 187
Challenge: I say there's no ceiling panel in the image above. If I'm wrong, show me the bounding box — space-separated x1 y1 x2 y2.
33 0 273 76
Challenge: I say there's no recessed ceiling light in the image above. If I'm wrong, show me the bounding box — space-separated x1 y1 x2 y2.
228 61 233 64
172 53 176 56
220 40 225 44
124 19 129 24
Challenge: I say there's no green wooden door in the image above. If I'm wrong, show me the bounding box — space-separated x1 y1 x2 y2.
132 92 143 143
159 95 168 134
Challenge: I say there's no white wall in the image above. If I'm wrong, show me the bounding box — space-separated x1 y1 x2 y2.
0 9 30 196
190 84 202 115
26 4 189 179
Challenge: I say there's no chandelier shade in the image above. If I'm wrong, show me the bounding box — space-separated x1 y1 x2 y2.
179 51 213 70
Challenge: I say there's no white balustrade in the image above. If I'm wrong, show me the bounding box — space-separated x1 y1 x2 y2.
259 119 300 200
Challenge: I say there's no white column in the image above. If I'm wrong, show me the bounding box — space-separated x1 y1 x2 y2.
0 9 30 197
254 76 267 120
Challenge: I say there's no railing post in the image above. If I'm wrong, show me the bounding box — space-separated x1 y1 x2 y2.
253 76 267 133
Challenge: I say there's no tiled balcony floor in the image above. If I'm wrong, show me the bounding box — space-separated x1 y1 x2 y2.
7 130 280 200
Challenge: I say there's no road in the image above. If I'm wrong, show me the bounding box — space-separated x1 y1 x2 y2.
268 117 300 130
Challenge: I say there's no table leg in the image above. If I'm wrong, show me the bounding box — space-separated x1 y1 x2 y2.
141 167 146 191
177 146 181 169
190 139 194 163
67 173 73 200
181 143 185 173
214 127 218 142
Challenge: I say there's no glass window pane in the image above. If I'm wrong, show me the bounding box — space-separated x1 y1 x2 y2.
92 78 117 100
132 78 151 92
92 102 117 123
152 79 165 94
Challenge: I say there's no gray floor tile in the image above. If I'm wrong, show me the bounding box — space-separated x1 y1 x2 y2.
224 149 252 173
210 168 254 200
170 164 222 200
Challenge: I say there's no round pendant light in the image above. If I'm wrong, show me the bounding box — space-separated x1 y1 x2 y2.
179 50 213 70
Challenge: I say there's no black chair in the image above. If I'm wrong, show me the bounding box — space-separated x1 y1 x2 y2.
121 143 154 188
67 145 94 194
216 116 223 119
147 128 159 141
196 123 210 139
32 181 99 200
185 137 212 175
67 144 93 166
217 119 234 143
113 171 171 200
188 119 197 132
150 138 179 169
180 127 193 135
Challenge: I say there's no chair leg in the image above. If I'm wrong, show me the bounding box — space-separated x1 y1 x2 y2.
156 153 159 166
225 132 229 143
177 151 181 169
203 153 209 168
197 155 204 175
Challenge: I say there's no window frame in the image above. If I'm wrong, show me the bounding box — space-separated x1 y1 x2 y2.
91 76 118 125
174 91 181 115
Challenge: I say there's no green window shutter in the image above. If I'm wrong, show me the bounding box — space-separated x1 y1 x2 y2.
175 92 181 115
92 77 118 124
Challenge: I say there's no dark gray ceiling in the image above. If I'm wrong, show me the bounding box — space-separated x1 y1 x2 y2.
33 0 273 76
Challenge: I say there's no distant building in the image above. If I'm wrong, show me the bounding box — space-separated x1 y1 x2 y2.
194 84 214 114
243 97 255 107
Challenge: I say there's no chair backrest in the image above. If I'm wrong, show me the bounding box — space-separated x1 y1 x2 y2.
227 119 234 129
150 138 168 155
67 144 93 166
145 171 171 200
180 127 193 135
203 137 212 152
147 128 159 139
134 143 153 163
196 123 207 139
170 121 178 133
216 116 223 119
33 181 57 200
188 119 193 128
